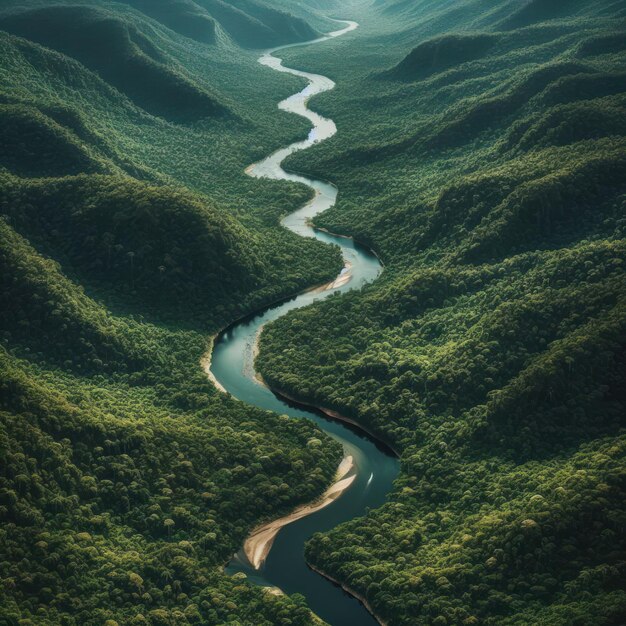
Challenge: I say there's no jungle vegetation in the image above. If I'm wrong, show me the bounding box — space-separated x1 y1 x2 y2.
1 0 625 625
256 0 626 624
0 0 346 624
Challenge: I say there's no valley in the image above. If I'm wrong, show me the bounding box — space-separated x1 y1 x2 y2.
208 21 398 624
0 1 624 625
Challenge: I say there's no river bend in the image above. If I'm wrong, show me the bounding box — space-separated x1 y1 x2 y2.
209 20 400 626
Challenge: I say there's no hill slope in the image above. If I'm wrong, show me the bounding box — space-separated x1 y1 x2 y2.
0 5 229 121
124 0 219 43
257 1 626 624
0 1 344 624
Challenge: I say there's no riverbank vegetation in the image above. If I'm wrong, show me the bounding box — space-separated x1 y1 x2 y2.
258 0 626 624
3 0 626 623
0 1 346 623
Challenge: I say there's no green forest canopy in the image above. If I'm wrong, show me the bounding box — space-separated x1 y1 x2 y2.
258 0 626 624
0 0 344 623
1 0 625 624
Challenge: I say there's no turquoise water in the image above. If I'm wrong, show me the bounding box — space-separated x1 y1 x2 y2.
210 21 399 626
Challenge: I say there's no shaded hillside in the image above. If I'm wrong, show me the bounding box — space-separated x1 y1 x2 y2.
0 104 105 177
388 32 499 80
122 0 320 47
0 219 147 373
124 0 218 43
0 5 228 121
500 0 590 30
230 0 318 43
0 174 272 319
196 0 318 47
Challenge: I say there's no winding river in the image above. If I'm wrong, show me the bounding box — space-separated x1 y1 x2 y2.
209 20 400 626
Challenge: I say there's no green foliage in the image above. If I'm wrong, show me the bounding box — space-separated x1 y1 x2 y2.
0 0 345 623
0 5 228 121
256 1 626 623
0 339 342 624
3 0 625 623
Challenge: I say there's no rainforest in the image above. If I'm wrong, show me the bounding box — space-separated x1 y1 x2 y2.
0 0 624 625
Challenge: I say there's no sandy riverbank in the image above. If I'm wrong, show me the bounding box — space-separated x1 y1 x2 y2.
200 337 227 393
244 455 356 569
321 261 352 290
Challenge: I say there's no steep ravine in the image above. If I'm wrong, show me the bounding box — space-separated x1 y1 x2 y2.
209 20 400 626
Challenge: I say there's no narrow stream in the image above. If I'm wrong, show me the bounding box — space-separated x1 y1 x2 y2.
210 20 400 626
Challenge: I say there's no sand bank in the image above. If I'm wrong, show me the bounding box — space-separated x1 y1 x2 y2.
244 455 355 569
200 337 226 393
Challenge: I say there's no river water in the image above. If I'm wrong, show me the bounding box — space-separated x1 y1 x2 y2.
210 20 400 626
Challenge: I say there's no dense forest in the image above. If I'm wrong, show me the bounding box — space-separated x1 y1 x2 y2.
256 0 626 624
0 0 345 624
1 0 625 625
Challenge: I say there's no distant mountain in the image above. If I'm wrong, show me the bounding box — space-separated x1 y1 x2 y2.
196 0 318 47
387 32 499 80
0 5 229 121
123 0 219 43
121 0 319 47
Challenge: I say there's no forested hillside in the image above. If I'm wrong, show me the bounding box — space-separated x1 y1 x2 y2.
0 0 346 624
257 0 626 624
3 0 626 624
